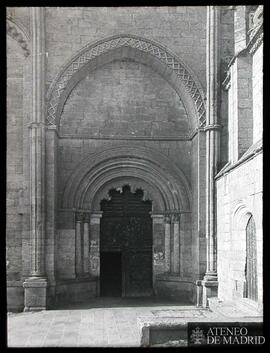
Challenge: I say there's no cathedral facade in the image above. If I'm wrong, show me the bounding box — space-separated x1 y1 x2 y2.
6 6 263 313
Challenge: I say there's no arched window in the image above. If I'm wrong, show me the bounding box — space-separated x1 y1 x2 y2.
244 215 258 301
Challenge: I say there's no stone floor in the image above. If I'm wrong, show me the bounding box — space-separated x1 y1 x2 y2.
7 297 263 347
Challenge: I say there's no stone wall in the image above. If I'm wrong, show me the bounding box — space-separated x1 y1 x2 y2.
216 153 262 304
7 37 24 283
6 33 31 311
216 8 263 308
60 60 189 137
7 6 263 311
228 55 253 162
45 6 206 90
252 44 263 143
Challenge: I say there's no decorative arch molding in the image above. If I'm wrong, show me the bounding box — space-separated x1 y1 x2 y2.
6 16 30 57
230 201 254 255
61 145 192 213
91 177 165 212
232 202 253 232
47 34 206 128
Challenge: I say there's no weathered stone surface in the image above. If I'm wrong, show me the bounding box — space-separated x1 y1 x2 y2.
6 6 263 315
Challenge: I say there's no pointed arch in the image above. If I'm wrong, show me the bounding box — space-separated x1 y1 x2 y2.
46 34 206 129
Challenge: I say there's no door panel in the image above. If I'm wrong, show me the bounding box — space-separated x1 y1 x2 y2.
100 252 122 297
100 185 153 297
124 250 153 297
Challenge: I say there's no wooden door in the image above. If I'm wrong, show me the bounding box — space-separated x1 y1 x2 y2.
124 249 153 297
100 185 153 297
245 215 258 301
100 252 122 296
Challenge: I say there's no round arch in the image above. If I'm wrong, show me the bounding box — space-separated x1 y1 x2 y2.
232 202 253 235
61 145 191 213
46 34 206 129
230 202 258 300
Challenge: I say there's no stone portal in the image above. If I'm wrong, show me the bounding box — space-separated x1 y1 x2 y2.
100 185 153 297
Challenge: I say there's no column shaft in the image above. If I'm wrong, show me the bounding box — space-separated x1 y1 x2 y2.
23 7 47 311
164 215 171 272
29 7 46 277
205 5 220 278
201 5 220 306
172 214 180 274
83 219 89 273
75 215 83 276
89 212 103 295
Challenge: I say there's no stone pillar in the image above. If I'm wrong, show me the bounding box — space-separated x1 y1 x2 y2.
202 5 220 306
196 280 203 307
164 213 171 273
172 213 180 274
89 212 103 296
83 213 90 274
75 212 84 277
45 125 57 305
23 7 47 312
151 214 165 288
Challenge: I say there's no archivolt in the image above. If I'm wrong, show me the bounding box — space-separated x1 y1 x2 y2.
46 34 206 128
6 16 30 57
61 145 191 213
232 202 253 232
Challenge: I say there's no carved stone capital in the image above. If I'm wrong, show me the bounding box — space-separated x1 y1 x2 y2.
204 124 222 132
171 213 180 223
164 214 171 224
83 212 90 223
76 212 84 222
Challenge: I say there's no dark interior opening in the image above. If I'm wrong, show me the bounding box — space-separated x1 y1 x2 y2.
100 251 122 297
100 185 153 297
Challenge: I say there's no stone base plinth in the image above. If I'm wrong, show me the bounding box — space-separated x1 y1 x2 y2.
23 277 48 311
201 280 218 308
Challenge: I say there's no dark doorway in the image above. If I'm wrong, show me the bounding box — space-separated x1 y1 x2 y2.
244 215 258 301
100 185 153 297
100 252 122 297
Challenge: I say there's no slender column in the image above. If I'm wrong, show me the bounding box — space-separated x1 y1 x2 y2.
170 213 174 272
75 212 84 276
172 213 180 274
83 213 90 274
202 5 220 306
151 213 165 292
44 126 57 306
164 213 171 272
23 7 47 311
89 212 103 296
